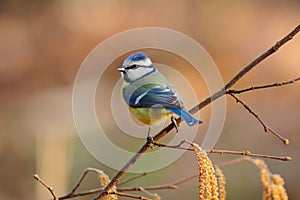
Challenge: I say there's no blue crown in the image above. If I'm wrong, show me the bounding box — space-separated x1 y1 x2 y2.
127 52 148 62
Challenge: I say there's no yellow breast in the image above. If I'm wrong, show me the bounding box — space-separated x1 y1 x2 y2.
129 107 173 125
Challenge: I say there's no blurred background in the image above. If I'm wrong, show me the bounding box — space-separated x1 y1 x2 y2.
0 0 300 199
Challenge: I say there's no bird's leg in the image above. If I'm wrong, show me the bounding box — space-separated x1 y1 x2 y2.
171 116 179 132
146 127 154 148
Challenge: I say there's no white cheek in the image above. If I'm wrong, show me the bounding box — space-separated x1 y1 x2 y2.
127 67 153 81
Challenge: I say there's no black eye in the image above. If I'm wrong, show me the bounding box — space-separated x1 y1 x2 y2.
127 64 137 70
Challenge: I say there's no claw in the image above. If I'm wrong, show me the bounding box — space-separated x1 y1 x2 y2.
147 127 154 149
171 116 179 132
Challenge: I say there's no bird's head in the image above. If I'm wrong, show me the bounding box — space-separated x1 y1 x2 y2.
118 52 156 82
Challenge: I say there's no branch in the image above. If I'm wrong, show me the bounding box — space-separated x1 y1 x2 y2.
216 157 248 167
93 24 300 200
109 191 151 200
59 188 101 199
59 167 113 199
32 174 58 200
117 172 147 186
227 76 300 94
189 24 300 114
118 174 197 192
58 171 197 199
229 93 289 145
134 187 161 200
209 149 292 161
154 141 292 161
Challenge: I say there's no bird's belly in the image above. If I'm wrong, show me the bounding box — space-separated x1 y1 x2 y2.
129 107 172 125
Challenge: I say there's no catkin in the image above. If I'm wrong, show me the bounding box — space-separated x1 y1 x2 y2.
250 158 288 200
272 174 288 200
96 170 118 200
215 167 226 200
192 143 219 200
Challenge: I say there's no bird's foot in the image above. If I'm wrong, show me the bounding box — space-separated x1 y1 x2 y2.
147 127 154 149
171 116 179 132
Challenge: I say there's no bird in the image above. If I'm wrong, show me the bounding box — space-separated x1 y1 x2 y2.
118 52 202 139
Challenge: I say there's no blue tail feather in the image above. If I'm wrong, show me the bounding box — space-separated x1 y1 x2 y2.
168 108 202 126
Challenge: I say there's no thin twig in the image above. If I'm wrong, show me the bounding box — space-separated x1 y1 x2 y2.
59 188 102 200
61 188 154 200
119 185 176 192
117 172 147 186
155 141 291 161
119 174 197 192
58 174 197 199
59 171 147 199
171 174 198 186
227 77 300 94
138 187 161 199
93 25 300 200
229 93 289 145
110 191 151 200
209 149 292 161
32 174 58 200
154 140 191 150
92 141 154 200
216 157 248 167
59 168 105 199
189 24 300 114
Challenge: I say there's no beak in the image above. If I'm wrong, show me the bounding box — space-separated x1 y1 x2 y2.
117 67 126 73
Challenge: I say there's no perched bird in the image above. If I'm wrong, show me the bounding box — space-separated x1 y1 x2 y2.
118 52 202 138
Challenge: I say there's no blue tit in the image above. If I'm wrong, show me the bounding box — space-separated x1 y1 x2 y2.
118 52 202 135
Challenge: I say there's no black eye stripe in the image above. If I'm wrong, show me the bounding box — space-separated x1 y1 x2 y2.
126 64 153 70
126 64 137 70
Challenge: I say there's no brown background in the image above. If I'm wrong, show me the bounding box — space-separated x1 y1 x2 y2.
0 1 300 199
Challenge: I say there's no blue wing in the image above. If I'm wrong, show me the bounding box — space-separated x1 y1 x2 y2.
124 83 202 126
126 83 183 108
